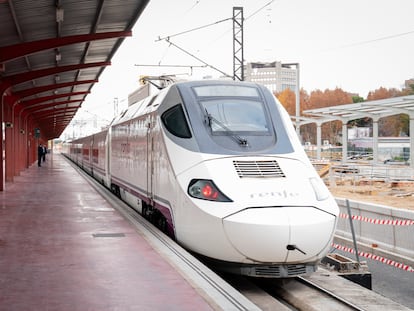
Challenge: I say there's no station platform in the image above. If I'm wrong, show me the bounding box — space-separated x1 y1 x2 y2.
0 153 247 311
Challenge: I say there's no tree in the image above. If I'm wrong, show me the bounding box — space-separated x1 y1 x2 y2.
349 97 369 127
275 88 295 115
401 84 414 95
308 87 353 108
275 88 310 116
306 88 353 145
352 95 364 103
367 87 406 136
367 87 401 100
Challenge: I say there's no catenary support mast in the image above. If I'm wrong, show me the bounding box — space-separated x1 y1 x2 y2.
233 7 244 81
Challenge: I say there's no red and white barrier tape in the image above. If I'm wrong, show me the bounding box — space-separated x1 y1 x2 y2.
332 243 414 272
339 213 414 226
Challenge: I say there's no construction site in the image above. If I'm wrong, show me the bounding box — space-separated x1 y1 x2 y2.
314 159 414 210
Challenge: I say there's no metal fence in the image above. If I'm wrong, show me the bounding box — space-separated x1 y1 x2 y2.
334 198 414 270
328 163 414 187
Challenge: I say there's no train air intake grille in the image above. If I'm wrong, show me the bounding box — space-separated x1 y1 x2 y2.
233 160 285 178
240 264 312 278
287 264 308 276
254 266 281 277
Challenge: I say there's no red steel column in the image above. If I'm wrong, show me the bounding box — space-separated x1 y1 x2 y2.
0 90 3 190
27 117 37 167
0 84 10 190
14 105 24 176
4 95 14 182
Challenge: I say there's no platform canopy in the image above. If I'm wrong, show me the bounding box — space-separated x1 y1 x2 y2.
0 0 150 190
301 95 414 166
304 95 414 120
0 0 150 139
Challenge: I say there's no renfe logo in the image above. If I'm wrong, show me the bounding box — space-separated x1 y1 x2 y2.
250 190 300 199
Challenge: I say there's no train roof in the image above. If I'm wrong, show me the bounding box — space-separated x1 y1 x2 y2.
110 79 270 129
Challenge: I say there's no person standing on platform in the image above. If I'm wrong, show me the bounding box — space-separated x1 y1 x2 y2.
42 144 47 162
37 144 43 167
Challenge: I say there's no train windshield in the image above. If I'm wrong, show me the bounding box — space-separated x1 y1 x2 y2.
201 99 269 134
194 85 269 135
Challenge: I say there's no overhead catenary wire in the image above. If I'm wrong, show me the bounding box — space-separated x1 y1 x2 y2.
134 63 207 76
135 64 207 68
335 29 414 50
164 38 232 78
183 0 202 16
156 17 233 42
245 0 275 21
157 42 172 65
154 1 276 78
159 1 275 45
197 1 276 50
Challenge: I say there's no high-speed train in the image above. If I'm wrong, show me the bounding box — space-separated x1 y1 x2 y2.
64 79 339 278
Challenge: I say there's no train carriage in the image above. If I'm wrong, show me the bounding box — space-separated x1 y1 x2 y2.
65 80 339 278
91 130 108 185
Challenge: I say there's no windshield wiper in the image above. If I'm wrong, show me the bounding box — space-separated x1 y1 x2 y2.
204 109 248 146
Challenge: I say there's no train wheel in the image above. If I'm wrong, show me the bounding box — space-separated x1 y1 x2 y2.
142 203 167 233
142 203 148 218
156 215 167 232
142 202 152 221
110 184 121 198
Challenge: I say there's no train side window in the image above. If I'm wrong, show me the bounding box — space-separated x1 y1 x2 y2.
161 104 192 138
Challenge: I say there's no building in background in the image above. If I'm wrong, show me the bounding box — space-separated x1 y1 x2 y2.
404 78 414 91
244 61 297 93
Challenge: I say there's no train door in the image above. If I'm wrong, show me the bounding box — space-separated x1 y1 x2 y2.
105 127 112 188
89 137 93 176
146 117 154 205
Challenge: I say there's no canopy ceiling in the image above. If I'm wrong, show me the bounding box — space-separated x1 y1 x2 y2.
0 0 150 139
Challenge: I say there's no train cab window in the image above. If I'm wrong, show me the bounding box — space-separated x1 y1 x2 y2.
202 99 270 134
161 104 192 138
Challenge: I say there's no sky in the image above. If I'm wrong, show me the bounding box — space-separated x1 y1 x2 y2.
62 0 414 139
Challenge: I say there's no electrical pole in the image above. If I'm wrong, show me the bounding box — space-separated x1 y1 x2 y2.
233 7 244 81
114 97 119 118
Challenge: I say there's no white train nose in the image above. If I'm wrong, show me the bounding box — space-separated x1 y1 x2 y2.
222 207 336 263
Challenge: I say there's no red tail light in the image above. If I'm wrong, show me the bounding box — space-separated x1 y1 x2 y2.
188 179 232 202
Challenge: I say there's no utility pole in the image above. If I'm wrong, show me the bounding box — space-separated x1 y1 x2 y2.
233 7 244 81
113 97 119 117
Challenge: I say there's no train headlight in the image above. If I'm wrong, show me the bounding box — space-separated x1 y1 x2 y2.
309 177 330 201
188 179 233 202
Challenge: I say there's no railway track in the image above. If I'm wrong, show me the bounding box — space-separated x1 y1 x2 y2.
223 273 364 311
237 270 411 311
268 276 364 311
296 276 364 310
